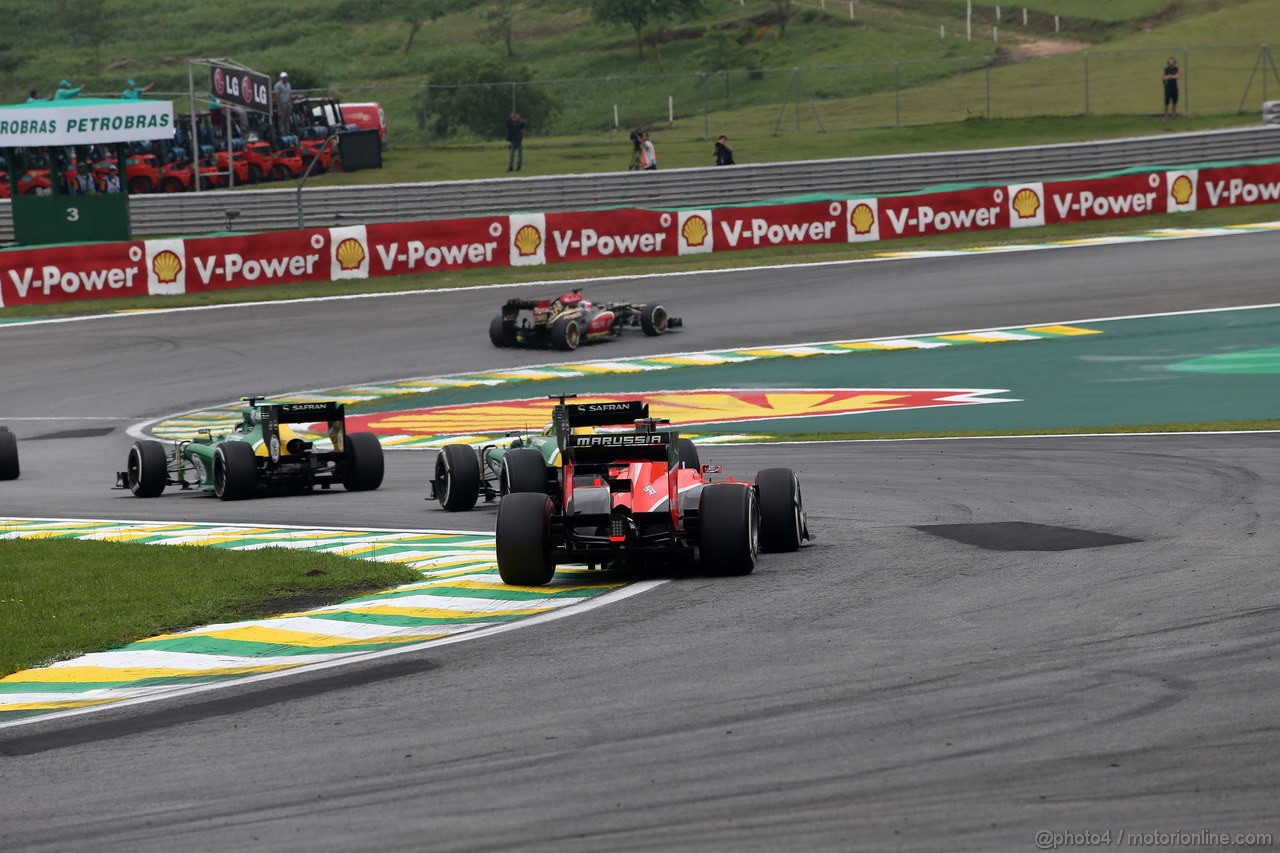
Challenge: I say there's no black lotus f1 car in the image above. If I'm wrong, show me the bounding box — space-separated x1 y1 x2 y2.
489 288 681 351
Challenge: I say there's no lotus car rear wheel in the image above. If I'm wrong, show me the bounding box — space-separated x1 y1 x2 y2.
550 316 581 350
496 493 556 586
214 442 258 501
434 443 480 511
489 315 518 347
343 432 385 491
756 467 805 553
698 484 758 576
126 439 168 497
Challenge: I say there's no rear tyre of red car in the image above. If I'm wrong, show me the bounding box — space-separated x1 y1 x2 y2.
640 304 669 336
501 448 548 495
434 443 480 511
214 442 257 501
0 428 19 481
160 177 184 193
550 316 581 350
756 467 805 553
342 432 385 491
698 484 758 575
496 493 556 586
127 176 150 195
126 439 168 497
489 315 517 347
676 437 700 471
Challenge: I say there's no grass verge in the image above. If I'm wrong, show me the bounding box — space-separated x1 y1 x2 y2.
0 539 419 677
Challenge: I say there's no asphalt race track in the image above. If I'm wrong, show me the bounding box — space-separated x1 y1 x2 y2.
1 232 1278 851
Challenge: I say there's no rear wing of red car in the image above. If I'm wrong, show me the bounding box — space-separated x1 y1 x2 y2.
561 400 648 429
564 429 675 465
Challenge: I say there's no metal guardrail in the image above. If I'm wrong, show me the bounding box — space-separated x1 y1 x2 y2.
3 126 1277 243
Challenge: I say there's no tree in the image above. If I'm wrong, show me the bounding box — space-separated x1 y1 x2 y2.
481 5 517 59
591 0 708 60
419 58 561 141
771 0 793 38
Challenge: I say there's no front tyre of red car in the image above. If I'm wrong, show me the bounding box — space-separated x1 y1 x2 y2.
496 493 556 586
698 484 758 575
214 442 257 501
342 432 385 491
126 439 168 497
756 467 805 552
434 444 480 511
640 303 669 336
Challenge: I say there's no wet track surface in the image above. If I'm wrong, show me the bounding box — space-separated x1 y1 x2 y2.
1 233 1278 850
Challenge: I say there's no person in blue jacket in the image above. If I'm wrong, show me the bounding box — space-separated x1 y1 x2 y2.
54 80 82 100
122 79 155 100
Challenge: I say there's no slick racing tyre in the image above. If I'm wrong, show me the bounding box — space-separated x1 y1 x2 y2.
489 315 518 347
756 467 805 553
0 428 19 481
214 442 258 501
434 443 480 511
698 484 758 576
550 315 581 351
676 437 701 471
500 448 549 495
342 432 385 491
496 493 556 586
126 439 168 497
640 303 669 336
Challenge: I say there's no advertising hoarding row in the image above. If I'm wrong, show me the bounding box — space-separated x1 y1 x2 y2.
3 161 1278 308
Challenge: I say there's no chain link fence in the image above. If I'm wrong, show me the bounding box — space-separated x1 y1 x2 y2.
335 43 1279 147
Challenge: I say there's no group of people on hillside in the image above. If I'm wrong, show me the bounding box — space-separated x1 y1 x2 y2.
26 78 154 103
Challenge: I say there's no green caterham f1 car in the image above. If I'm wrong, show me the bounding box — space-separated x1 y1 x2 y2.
429 396 700 513
118 397 384 501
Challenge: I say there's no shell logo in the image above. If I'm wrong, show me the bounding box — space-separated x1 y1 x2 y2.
151 250 182 284
513 224 542 257
1012 187 1041 219
334 237 366 271
849 203 875 235
1170 174 1194 205
681 215 709 247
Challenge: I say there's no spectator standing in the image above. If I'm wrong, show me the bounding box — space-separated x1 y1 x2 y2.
505 112 526 172
713 134 735 166
639 131 656 170
121 79 155 100
274 72 293 136
1162 57 1180 119
54 80 82 100
97 163 122 194
73 162 95 195
628 129 643 170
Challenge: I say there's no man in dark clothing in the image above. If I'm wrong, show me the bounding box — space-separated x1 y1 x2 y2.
713 135 735 166
1163 57 1180 118
506 112 525 172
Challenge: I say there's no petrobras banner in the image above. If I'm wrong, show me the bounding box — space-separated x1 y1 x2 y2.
361 218 506 277
0 99 175 146
545 209 678 263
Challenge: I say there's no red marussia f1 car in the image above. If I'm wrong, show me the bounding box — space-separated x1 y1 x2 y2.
494 398 810 585
489 288 681 351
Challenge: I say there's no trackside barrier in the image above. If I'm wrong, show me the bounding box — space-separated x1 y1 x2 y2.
2 160 1279 309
